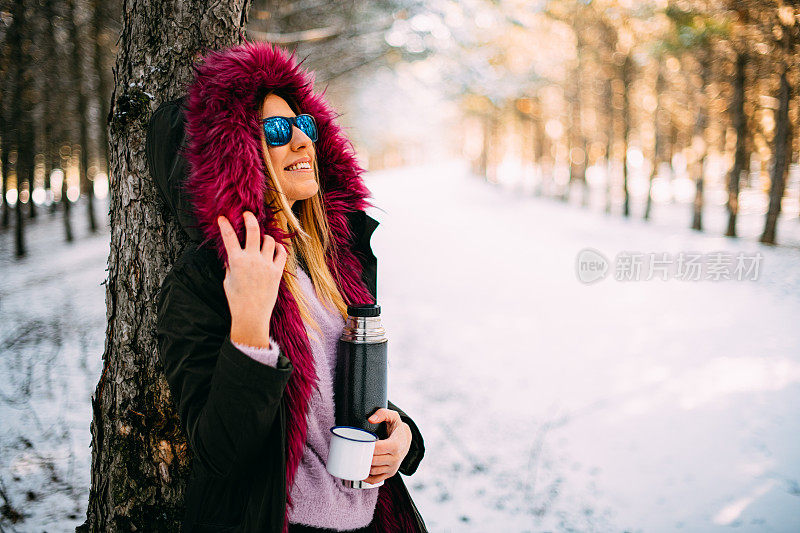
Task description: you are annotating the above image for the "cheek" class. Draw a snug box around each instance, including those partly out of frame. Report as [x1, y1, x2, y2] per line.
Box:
[267, 148, 284, 172]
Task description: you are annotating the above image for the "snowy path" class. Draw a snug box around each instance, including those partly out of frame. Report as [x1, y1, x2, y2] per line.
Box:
[1, 161, 799, 531]
[368, 160, 800, 532]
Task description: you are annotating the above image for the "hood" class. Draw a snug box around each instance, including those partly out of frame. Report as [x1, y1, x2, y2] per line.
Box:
[146, 42, 423, 533]
[147, 41, 377, 265]
[183, 41, 375, 268]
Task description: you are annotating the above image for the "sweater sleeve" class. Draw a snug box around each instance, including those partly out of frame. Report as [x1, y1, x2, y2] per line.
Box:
[231, 338, 281, 367]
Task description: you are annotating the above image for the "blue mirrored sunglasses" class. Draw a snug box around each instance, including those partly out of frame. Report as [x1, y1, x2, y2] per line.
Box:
[261, 114, 318, 147]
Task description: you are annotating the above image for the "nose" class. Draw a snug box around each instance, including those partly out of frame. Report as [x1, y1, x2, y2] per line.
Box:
[290, 125, 312, 150]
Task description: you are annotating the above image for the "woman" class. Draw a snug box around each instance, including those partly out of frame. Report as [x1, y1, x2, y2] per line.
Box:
[146, 41, 427, 533]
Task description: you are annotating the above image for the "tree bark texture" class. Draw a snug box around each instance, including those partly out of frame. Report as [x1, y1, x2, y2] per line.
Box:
[92, 0, 112, 179]
[725, 51, 747, 238]
[10, 0, 32, 257]
[68, 0, 98, 233]
[644, 66, 665, 221]
[566, 36, 587, 205]
[691, 53, 710, 232]
[79, 1, 251, 530]
[760, 66, 792, 245]
[604, 75, 614, 215]
[621, 53, 632, 217]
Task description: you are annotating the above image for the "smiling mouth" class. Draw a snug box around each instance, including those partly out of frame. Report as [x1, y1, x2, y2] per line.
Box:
[284, 161, 313, 172]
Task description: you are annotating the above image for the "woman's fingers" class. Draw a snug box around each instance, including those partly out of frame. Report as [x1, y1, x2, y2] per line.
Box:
[217, 215, 241, 259]
[218, 211, 287, 267]
[273, 241, 288, 266]
[243, 211, 261, 252]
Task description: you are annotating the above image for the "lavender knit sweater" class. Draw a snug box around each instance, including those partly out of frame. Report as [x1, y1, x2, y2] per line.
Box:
[231, 267, 379, 531]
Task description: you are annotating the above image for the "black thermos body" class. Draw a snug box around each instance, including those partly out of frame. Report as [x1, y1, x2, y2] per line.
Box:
[334, 303, 388, 441]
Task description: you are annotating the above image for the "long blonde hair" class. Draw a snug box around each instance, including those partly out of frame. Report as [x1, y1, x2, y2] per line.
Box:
[259, 91, 349, 341]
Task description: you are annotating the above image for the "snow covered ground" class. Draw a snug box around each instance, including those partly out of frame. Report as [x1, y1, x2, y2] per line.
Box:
[1, 159, 799, 532]
[0, 202, 109, 531]
[369, 160, 800, 532]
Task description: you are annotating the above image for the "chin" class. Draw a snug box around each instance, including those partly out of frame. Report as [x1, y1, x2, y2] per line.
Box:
[295, 182, 320, 202]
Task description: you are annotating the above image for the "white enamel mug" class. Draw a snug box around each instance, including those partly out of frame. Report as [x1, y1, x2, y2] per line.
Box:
[326, 426, 378, 484]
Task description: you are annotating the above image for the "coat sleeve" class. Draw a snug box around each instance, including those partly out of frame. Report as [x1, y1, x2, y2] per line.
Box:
[156, 256, 293, 479]
[387, 400, 425, 476]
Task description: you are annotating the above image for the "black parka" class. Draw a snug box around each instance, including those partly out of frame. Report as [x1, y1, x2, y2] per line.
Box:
[148, 98, 428, 532]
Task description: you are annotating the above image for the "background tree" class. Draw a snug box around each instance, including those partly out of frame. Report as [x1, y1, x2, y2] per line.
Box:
[755, 3, 798, 244]
[67, 0, 97, 233]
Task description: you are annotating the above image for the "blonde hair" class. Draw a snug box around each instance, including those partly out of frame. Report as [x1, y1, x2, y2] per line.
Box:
[259, 92, 349, 342]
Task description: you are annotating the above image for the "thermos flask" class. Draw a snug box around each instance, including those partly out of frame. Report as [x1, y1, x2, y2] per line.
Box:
[334, 303, 388, 488]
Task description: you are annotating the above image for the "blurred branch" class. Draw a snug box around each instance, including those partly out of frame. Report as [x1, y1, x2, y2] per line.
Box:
[319, 48, 391, 84]
[247, 24, 346, 44]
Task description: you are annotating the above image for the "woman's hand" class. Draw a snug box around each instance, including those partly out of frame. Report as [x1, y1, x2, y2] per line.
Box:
[362, 408, 412, 485]
[217, 211, 288, 348]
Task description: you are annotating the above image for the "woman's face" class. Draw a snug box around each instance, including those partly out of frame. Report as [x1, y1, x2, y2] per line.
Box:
[259, 93, 318, 207]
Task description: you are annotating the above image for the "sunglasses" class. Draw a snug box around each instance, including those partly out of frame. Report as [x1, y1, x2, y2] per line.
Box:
[261, 114, 319, 147]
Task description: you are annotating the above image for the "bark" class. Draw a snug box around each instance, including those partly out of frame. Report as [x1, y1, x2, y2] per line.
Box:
[725, 52, 747, 237]
[482, 108, 500, 183]
[1, 99, 8, 229]
[10, 0, 31, 257]
[42, 0, 60, 217]
[566, 36, 588, 205]
[92, 0, 111, 180]
[691, 53, 711, 232]
[479, 112, 489, 179]
[77, 1, 252, 530]
[1, 140, 6, 229]
[621, 53, 632, 218]
[68, 0, 98, 233]
[531, 96, 545, 197]
[1, 23, 8, 229]
[760, 66, 792, 245]
[668, 121, 678, 199]
[604, 75, 614, 215]
[63, 153, 74, 242]
[644, 66, 665, 221]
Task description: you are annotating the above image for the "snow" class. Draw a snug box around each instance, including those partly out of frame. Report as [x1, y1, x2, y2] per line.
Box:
[0, 203, 108, 531]
[1, 160, 800, 531]
[369, 160, 800, 532]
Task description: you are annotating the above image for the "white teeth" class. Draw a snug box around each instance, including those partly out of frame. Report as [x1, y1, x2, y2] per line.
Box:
[285, 161, 311, 171]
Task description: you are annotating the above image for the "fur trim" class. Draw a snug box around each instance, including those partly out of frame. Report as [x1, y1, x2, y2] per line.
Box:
[181, 41, 419, 533]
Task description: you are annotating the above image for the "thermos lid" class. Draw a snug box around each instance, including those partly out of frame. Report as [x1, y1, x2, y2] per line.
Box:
[347, 304, 381, 317]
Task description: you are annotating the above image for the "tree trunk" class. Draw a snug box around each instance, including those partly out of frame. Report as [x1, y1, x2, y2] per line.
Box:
[604, 75, 614, 215]
[10, 0, 31, 257]
[68, 0, 98, 234]
[760, 66, 792, 245]
[62, 158, 74, 241]
[479, 112, 489, 179]
[691, 54, 710, 232]
[621, 53, 632, 218]
[531, 97, 545, 197]
[1, 109, 8, 229]
[566, 36, 587, 205]
[645, 66, 665, 221]
[78, 1, 251, 530]
[92, 0, 112, 181]
[42, 0, 60, 217]
[0, 17, 6, 229]
[725, 51, 747, 238]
